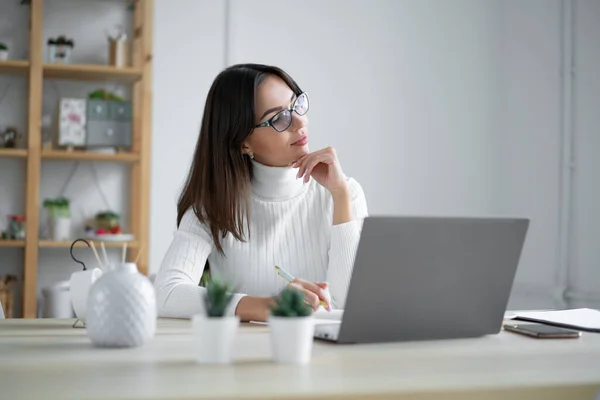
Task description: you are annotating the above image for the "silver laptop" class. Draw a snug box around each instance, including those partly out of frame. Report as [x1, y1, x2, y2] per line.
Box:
[314, 216, 529, 344]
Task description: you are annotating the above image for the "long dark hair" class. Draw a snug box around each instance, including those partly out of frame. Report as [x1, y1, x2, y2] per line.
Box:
[177, 64, 303, 254]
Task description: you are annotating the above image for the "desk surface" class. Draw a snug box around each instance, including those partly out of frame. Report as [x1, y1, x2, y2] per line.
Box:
[1, 318, 600, 400]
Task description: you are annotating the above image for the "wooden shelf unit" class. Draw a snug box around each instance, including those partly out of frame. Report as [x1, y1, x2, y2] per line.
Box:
[0, 149, 28, 158]
[0, 60, 30, 76]
[0, 0, 153, 318]
[39, 240, 140, 249]
[0, 240, 26, 248]
[41, 150, 139, 163]
[43, 63, 142, 83]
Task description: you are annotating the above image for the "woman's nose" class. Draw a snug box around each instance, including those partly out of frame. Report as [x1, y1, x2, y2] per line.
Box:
[290, 113, 307, 131]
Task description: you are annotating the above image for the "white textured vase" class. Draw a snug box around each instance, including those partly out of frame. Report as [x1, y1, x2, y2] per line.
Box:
[86, 263, 156, 348]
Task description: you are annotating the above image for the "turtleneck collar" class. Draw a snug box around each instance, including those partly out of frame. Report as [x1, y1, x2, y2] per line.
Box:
[250, 160, 307, 201]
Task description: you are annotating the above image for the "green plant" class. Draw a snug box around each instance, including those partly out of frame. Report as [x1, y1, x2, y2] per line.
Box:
[271, 287, 312, 317]
[88, 89, 125, 102]
[203, 278, 234, 318]
[0, 43, 7, 51]
[43, 197, 70, 218]
[95, 211, 120, 229]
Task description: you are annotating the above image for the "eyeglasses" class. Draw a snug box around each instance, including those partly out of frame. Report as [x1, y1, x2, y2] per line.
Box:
[255, 92, 309, 132]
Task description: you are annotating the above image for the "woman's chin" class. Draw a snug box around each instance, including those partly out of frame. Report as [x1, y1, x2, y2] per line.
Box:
[294, 145, 310, 158]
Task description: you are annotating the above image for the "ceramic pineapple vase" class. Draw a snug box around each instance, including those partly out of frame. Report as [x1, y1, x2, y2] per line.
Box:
[86, 263, 156, 348]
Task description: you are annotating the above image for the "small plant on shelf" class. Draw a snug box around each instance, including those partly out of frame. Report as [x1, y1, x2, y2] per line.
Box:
[43, 197, 71, 241]
[88, 89, 125, 102]
[43, 197, 71, 218]
[0, 42, 8, 61]
[95, 211, 121, 234]
[271, 287, 312, 317]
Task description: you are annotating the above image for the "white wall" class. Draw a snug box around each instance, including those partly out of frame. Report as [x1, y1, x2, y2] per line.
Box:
[149, 0, 225, 280]
[569, 0, 600, 308]
[492, 0, 564, 309]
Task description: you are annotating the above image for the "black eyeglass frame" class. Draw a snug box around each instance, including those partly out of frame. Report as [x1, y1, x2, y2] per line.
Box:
[254, 92, 309, 132]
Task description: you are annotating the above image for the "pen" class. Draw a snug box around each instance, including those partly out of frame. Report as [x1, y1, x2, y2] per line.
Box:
[274, 265, 329, 309]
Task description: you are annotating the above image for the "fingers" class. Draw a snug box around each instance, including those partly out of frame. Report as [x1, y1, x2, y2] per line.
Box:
[292, 279, 331, 311]
[294, 150, 336, 180]
[289, 282, 320, 310]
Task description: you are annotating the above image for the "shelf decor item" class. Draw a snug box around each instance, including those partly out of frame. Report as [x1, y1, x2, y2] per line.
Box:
[269, 287, 315, 364]
[43, 197, 71, 241]
[191, 277, 239, 364]
[57, 98, 86, 148]
[0, 275, 17, 318]
[0, 43, 8, 60]
[107, 26, 130, 68]
[47, 35, 74, 64]
[85, 89, 132, 149]
[86, 262, 156, 348]
[2, 215, 26, 240]
[0, 127, 21, 149]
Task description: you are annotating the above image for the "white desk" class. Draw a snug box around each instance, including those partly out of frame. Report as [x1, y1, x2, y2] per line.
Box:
[1, 318, 600, 399]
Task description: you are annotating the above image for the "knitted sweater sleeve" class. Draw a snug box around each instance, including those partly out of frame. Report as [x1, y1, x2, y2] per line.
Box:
[153, 209, 246, 318]
[326, 178, 369, 309]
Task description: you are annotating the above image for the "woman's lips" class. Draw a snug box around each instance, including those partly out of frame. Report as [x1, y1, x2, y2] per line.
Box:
[292, 135, 308, 146]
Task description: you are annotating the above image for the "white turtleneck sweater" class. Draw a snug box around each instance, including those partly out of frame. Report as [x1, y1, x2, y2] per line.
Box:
[154, 161, 368, 318]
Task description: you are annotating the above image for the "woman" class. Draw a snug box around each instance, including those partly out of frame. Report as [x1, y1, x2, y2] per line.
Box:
[155, 63, 368, 322]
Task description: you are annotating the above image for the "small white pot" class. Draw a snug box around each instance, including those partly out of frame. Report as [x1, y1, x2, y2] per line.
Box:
[192, 315, 240, 364]
[0, 50, 8, 61]
[269, 316, 315, 365]
[50, 217, 71, 241]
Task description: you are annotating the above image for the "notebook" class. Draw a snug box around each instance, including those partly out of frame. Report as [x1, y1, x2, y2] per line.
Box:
[509, 308, 600, 333]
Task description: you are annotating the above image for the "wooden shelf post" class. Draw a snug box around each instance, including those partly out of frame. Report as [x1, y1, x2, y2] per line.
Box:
[23, 0, 44, 318]
[129, 0, 153, 275]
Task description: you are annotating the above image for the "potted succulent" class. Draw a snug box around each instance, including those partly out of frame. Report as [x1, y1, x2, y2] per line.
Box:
[191, 278, 239, 364]
[47, 35, 74, 64]
[95, 211, 121, 234]
[0, 43, 8, 61]
[269, 287, 315, 364]
[43, 197, 71, 241]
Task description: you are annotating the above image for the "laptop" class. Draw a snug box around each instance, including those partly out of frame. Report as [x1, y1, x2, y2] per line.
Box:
[314, 216, 529, 344]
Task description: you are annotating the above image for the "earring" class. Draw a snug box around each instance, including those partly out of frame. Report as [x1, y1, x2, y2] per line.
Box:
[248, 152, 254, 160]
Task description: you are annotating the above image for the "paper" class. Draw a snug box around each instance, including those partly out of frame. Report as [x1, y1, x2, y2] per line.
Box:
[313, 309, 344, 324]
[512, 308, 600, 331]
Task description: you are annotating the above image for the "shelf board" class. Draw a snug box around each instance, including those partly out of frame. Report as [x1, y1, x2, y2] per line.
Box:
[43, 63, 142, 83]
[0, 240, 26, 248]
[42, 150, 139, 162]
[0, 148, 27, 158]
[0, 60, 30, 76]
[39, 240, 140, 249]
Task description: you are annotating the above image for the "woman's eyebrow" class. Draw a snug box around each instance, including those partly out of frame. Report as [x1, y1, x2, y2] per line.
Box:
[259, 93, 295, 121]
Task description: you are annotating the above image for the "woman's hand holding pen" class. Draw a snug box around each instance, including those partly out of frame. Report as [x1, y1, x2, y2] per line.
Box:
[288, 278, 332, 311]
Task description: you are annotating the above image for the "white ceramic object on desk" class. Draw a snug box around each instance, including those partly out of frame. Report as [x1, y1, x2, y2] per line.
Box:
[269, 316, 315, 364]
[69, 268, 103, 322]
[86, 263, 156, 348]
[192, 315, 240, 364]
[0, 49, 8, 61]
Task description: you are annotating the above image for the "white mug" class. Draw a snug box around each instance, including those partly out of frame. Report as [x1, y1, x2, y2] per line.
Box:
[69, 268, 103, 321]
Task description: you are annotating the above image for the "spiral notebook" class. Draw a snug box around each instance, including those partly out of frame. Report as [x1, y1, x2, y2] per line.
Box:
[509, 308, 600, 333]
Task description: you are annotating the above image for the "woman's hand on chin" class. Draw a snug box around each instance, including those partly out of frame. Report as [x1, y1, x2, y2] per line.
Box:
[292, 147, 349, 195]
